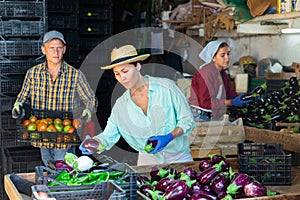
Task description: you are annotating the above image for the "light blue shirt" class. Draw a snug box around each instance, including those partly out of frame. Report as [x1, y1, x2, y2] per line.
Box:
[94, 75, 195, 163]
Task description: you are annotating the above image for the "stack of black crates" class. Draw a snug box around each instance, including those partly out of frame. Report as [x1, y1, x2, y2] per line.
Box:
[78, 0, 114, 129]
[0, 0, 46, 199]
[47, 0, 80, 68]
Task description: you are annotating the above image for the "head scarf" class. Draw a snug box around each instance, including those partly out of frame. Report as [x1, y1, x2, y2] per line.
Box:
[199, 40, 225, 63]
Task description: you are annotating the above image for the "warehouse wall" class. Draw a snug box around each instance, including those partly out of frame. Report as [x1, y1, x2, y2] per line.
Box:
[218, 34, 300, 67]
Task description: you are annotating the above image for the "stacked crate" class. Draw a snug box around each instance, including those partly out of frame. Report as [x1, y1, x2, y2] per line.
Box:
[0, 1, 46, 199]
[47, 0, 80, 68]
[78, 0, 114, 129]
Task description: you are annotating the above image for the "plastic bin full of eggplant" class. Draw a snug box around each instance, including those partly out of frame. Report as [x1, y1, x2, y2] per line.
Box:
[137, 154, 277, 200]
[228, 77, 300, 132]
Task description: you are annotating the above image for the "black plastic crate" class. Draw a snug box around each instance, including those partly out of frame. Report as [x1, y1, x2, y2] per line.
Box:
[80, 7, 112, 20]
[0, 111, 17, 130]
[238, 143, 291, 185]
[59, 30, 80, 46]
[79, 36, 109, 50]
[16, 108, 82, 148]
[79, 0, 112, 6]
[0, 20, 45, 37]
[0, 60, 40, 75]
[79, 21, 112, 36]
[1, 129, 27, 147]
[0, 1, 45, 19]
[4, 145, 42, 174]
[32, 181, 126, 200]
[47, 0, 78, 13]
[36, 162, 138, 199]
[0, 94, 16, 111]
[0, 40, 43, 57]
[0, 78, 23, 94]
[266, 79, 286, 93]
[48, 14, 79, 29]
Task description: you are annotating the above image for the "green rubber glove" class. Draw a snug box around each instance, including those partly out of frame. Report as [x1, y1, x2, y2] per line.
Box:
[12, 102, 24, 119]
[81, 108, 92, 122]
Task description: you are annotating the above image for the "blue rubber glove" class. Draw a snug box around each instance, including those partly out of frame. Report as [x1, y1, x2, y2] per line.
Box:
[148, 133, 174, 154]
[79, 135, 95, 155]
[230, 94, 252, 107]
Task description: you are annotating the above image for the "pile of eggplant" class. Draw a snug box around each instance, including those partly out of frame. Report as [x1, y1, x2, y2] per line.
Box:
[137, 154, 276, 200]
[229, 77, 300, 132]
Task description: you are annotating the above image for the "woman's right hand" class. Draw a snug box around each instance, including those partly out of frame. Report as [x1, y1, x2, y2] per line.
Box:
[79, 135, 100, 155]
[230, 93, 252, 107]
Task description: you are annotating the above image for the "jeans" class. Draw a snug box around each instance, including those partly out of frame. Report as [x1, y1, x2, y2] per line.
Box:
[40, 147, 69, 166]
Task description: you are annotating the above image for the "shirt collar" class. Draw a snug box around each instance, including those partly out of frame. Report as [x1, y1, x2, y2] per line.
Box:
[41, 60, 67, 74]
[124, 75, 153, 101]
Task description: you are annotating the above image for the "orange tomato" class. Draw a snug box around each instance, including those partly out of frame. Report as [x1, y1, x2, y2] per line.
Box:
[67, 127, 75, 134]
[23, 119, 31, 128]
[72, 118, 82, 129]
[37, 123, 47, 131]
[39, 119, 48, 125]
[29, 116, 38, 123]
[62, 119, 72, 127]
[46, 118, 53, 126]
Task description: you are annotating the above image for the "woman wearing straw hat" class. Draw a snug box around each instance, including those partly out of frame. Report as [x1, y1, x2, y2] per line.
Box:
[79, 44, 195, 165]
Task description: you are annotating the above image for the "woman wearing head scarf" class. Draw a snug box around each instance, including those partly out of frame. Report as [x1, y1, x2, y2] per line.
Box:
[79, 45, 195, 165]
[189, 40, 252, 120]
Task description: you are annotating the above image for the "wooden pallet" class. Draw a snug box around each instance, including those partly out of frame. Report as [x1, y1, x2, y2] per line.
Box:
[245, 126, 300, 153]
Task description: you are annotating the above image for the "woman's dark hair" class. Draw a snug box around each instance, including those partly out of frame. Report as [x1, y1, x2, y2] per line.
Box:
[214, 42, 229, 57]
[129, 62, 138, 67]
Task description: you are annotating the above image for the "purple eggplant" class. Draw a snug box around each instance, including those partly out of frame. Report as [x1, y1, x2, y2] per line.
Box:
[188, 181, 202, 195]
[137, 175, 151, 187]
[150, 166, 170, 182]
[55, 160, 73, 172]
[226, 173, 250, 195]
[154, 177, 175, 192]
[192, 190, 217, 200]
[217, 192, 233, 200]
[202, 185, 212, 192]
[199, 159, 213, 172]
[144, 138, 158, 153]
[209, 154, 230, 172]
[139, 184, 153, 198]
[163, 166, 178, 179]
[197, 162, 224, 186]
[244, 180, 267, 197]
[190, 193, 214, 200]
[182, 167, 197, 180]
[210, 172, 230, 194]
[164, 180, 189, 200]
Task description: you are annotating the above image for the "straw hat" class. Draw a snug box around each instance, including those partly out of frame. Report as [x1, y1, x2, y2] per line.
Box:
[101, 45, 150, 70]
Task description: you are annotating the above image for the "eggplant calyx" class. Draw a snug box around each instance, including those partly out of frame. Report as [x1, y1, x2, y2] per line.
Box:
[179, 172, 196, 188]
[227, 182, 242, 195]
